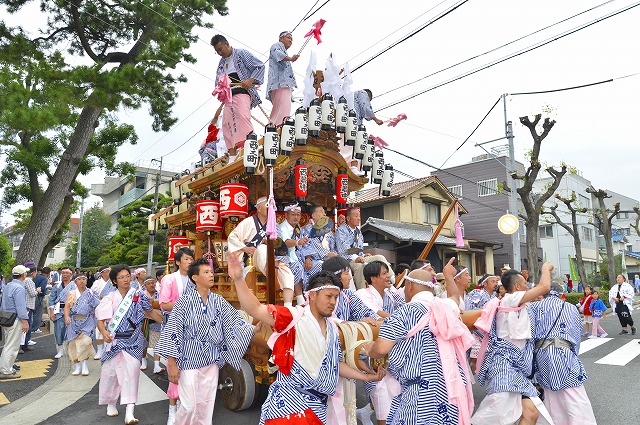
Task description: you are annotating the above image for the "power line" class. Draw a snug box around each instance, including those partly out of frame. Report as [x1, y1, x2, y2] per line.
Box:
[351, 0, 470, 73]
[291, 0, 321, 33]
[374, 1, 640, 112]
[374, 0, 616, 99]
[159, 119, 212, 158]
[510, 78, 614, 96]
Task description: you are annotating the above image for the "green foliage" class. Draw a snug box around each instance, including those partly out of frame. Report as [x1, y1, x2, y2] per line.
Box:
[0, 234, 14, 276]
[99, 194, 172, 266]
[65, 204, 112, 267]
[564, 292, 610, 309]
[598, 254, 624, 287]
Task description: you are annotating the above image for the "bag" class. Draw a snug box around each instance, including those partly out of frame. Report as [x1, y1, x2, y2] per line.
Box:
[0, 309, 18, 327]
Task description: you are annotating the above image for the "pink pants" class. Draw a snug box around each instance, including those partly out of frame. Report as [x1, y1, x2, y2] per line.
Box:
[99, 351, 141, 405]
[269, 87, 292, 126]
[222, 93, 253, 150]
[543, 385, 596, 425]
[176, 363, 220, 425]
[591, 317, 605, 336]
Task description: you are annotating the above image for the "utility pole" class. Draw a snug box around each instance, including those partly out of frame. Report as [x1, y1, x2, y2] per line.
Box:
[147, 158, 163, 273]
[76, 198, 84, 269]
[504, 93, 521, 270]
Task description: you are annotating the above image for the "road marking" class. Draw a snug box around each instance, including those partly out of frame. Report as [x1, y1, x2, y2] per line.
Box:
[595, 340, 640, 366]
[579, 337, 612, 355]
[0, 392, 9, 405]
[136, 370, 169, 405]
[10, 359, 53, 381]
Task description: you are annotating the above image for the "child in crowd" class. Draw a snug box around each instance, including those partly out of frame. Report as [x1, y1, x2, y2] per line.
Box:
[589, 291, 608, 338]
[579, 286, 594, 337]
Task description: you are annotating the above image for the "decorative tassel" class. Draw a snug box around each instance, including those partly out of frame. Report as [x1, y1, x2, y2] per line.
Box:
[454, 204, 464, 248]
[266, 167, 277, 240]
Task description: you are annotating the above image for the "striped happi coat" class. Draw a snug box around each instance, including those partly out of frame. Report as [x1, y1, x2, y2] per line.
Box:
[528, 296, 588, 391]
[299, 225, 336, 290]
[65, 289, 100, 342]
[334, 288, 379, 322]
[379, 299, 463, 424]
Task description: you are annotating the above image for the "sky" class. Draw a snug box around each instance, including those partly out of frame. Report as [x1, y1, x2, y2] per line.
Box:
[2, 0, 640, 224]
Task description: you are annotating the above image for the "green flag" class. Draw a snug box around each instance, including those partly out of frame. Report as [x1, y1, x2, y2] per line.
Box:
[568, 255, 579, 282]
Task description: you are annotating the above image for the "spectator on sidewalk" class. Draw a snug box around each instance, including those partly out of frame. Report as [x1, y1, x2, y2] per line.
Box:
[635, 274, 640, 294]
[32, 267, 50, 335]
[0, 265, 30, 379]
[21, 263, 38, 352]
[49, 267, 77, 359]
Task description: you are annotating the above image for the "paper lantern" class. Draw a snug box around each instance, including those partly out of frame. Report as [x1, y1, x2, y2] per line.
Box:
[168, 235, 189, 261]
[243, 132, 259, 174]
[295, 159, 308, 201]
[354, 125, 368, 160]
[335, 96, 349, 134]
[196, 199, 222, 232]
[381, 164, 394, 197]
[321, 94, 334, 131]
[219, 183, 249, 217]
[308, 99, 321, 137]
[159, 212, 168, 229]
[280, 117, 295, 156]
[345, 110, 357, 146]
[362, 138, 375, 172]
[372, 149, 385, 184]
[336, 207, 348, 227]
[147, 214, 156, 235]
[294, 107, 308, 145]
[170, 177, 182, 205]
[336, 169, 349, 207]
[263, 123, 280, 166]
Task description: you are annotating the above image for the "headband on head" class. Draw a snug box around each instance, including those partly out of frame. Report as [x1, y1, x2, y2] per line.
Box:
[454, 268, 468, 279]
[404, 276, 435, 288]
[479, 275, 492, 286]
[132, 268, 146, 277]
[279, 31, 292, 38]
[255, 197, 267, 206]
[143, 277, 156, 283]
[419, 262, 431, 270]
[304, 284, 341, 301]
[333, 267, 350, 276]
[284, 203, 301, 212]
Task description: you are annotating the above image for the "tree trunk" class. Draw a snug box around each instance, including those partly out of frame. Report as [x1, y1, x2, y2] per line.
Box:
[36, 194, 76, 267]
[15, 105, 102, 265]
[525, 216, 540, 279]
[570, 219, 588, 288]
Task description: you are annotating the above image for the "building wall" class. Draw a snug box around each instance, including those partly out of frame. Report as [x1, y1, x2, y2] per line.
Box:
[605, 189, 640, 252]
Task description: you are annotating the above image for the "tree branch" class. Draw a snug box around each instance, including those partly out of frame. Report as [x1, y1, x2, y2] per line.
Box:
[632, 206, 640, 238]
[69, 0, 101, 63]
[32, 26, 72, 43]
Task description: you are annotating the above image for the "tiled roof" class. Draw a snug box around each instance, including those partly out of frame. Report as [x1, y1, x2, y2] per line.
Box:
[624, 251, 640, 260]
[352, 177, 435, 205]
[361, 217, 456, 245]
[613, 233, 626, 242]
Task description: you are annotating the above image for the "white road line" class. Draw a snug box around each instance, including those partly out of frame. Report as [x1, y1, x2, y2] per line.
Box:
[136, 371, 169, 405]
[579, 337, 612, 355]
[595, 340, 640, 366]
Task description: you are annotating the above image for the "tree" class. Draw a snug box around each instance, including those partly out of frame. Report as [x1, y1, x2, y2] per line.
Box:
[99, 194, 172, 267]
[65, 203, 112, 267]
[0, 233, 13, 276]
[2, 0, 229, 265]
[632, 206, 640, 238]
[542, 193, 588, 286]
[514, 114, 566, 279]
[587, 186, 620, 286]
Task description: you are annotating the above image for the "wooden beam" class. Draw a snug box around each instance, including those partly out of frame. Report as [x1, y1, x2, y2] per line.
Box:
[418, 199, 458, 260]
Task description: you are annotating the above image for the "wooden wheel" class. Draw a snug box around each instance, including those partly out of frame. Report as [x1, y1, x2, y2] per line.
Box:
[218, 359, 256, 411]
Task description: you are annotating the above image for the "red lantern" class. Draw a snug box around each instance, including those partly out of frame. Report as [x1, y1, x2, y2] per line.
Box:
[336, 170, 349, 207]
[196, 199, 222, 232]
[336, 207, 348, 227]
[168, 235, 189, 261]
[219, 183, 249, 217]
[295, 159, 308, 201]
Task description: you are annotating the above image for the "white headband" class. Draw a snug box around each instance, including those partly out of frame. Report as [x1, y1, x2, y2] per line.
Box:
[479, 275, 492, 286]
[255, 197, 267, 206]
[404, 276, 435, 288]
[419, 263, 431, 270]
[333, 267, 350, 276]
[284, 203, 301, 212]
[454, 268, 468, 279]
[304, 284, 342, 301]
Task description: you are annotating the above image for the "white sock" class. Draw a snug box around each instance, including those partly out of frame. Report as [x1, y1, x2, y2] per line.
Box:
[284, 302, 293, 307]
[154, 360, 162, 372]
[169, 405, 177, 414]
[73, 363, 81, 375]
[140, 357, 147, 370]
[296, 295, 306, 305]
[81, 360, 89, 375]
[55, 345, 64, 359]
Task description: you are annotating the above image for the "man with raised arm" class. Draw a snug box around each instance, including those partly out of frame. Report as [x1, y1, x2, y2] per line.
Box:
[229, 251, 382, 425]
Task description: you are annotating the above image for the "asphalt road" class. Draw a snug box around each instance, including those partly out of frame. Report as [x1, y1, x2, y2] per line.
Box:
[4, 310, 640, 424]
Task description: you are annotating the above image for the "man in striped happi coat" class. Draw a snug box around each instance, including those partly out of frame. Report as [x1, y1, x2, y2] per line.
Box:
[48, 267, 77, 359]
[299, 205, 338, 290]
[277, 203, 308, 306]
[472, 265, 554, 425]
[465, 274, 499, 371]
[229, 252, 382, 425]
[156, 258, 255, 425]
[527, 286, 596, 424]
[363, 259, 475, 425]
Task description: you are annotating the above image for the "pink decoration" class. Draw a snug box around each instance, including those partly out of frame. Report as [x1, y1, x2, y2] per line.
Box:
[266, 167, 277, 240]
[211, 73, 232, 106]
[369, 135, 389, 149]
[304, 19, 326, 44]
[387, 113, 407, 127]
[454, 204, 464, 248]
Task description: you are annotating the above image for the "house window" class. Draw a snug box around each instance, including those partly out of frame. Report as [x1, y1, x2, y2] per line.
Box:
[626, 244, 634, 252]
[581, 226, 593, 242]
[623, 228, 631, 236]
[579, 194, 591, 209]
[617, 212, 629, 219]
[477, 178, 498, 197]
[48, 250, 55, 258]
[448, 185, 463, 199]
[539, 225, 553, 239]
[423, 201, 441, 225]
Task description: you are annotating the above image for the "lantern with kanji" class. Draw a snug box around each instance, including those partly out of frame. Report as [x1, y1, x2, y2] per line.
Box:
[321, 94, 334, 131]
[294, 107, 308, 145]
[170, 176, 182, 205]
[335, 96, 349, 134]
[372, 149, 385, 184]
[159, 212, 168, 230]
[280, 117, 295, 156]
[362, 138, 375, 173]
[219, 182, 249, 218]
[263, 123, 280, 166]
[168, 235, 190, 261]
[354, 125, 368, 160]
[345, 110, 357, 146]
[308, 98, 322, 137]
[243, 132, 259, 174]
[336, 168, 349, 207]
[336, 207, 348, 227]
[295, 159, 308, 202]
[196, 198, 222, 233]
[381, 164, 394, 197]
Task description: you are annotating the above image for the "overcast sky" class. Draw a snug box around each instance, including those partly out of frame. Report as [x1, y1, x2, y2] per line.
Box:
[3, 0, 640, 224]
